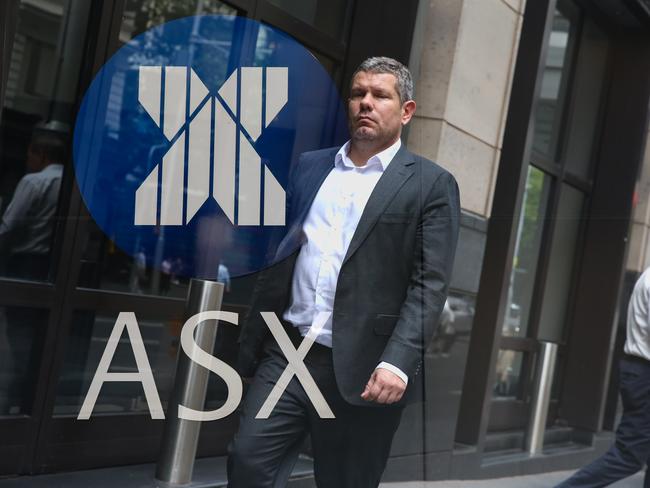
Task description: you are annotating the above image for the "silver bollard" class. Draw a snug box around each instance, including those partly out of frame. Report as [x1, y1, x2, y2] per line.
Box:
[525, 341, 558, 455]
[155, 279, 225, 485]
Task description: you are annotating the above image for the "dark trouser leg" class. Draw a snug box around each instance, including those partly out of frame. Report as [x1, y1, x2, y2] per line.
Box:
[227, 341, 308, 488]
[307, 362, 404, 488]
[229, 326, 404, 488]
[557, 358, 650, 488]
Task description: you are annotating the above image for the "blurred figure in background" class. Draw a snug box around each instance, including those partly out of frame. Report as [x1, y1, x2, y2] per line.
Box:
[0, 130, 66, 281]
[557, 268, 650, 488]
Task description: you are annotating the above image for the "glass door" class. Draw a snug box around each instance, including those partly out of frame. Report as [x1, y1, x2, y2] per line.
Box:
[0, 0, 351, 475]
[488, 3, 610, 433]
[0, 0, 96, 474]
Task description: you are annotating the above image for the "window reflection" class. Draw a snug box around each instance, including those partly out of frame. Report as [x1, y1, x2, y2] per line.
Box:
[430, 293, 475, 359]
[537, 184, 584, 341]
[0, 128, 66, 281]
[493, 350, 525, 399]
[0, 306, 47, 416]
[532, 9, 574, 159]
[563, 19, 608, 179]
[78, 219, 191, 298]
[78, 5, 240, 297]
[54, 310, 239, 416]
[266, 0, 349, 40]
[0, 0, 91, 282]
[502, 166, 551, 337]
[54, 311, 181, 416]
[119, 0, 238, 43]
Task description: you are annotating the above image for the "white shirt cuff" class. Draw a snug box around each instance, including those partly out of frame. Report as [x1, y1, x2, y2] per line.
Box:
[376, 361, 408, 385]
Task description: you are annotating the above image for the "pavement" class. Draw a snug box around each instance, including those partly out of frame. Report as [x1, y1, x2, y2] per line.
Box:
[379, 470, 645, 487]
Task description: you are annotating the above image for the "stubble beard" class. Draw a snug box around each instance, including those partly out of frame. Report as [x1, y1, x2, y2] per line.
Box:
[351, 126, 377, 142]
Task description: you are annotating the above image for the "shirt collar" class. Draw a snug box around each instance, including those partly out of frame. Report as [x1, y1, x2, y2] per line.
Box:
[41, 164, 64, 175]
[335, 138, 402, 171]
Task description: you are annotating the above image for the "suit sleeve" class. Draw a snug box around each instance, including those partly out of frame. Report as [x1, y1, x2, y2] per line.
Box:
[379, 170, 460, 379]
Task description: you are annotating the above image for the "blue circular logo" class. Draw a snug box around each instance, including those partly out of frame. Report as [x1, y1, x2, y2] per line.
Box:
[73, 15, 347, 279]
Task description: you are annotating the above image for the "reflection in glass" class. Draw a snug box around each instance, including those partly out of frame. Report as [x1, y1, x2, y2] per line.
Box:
[563, 19, 609, 179]
[0, 0, 91, 282]
[0, 130, 65, 281]
[119, 0, 237, 43]
[76, 10, 348, 285]
[430, 293, 475, 358]
[537, 185, 584, 342]
[532, 9, 574, 158]
[54, 311, 240, 417]
[80, 11, 241, 294]
[502, 166, 551, 337]
[78, 218, 190, 298]
[0, 306, 47, 416]
[54, 311, 177, 416]
[493, 349, 524, 399]
[266, 0, 349, 40]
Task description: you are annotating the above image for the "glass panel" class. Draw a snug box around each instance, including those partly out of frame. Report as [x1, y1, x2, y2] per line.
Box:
[0, 306, 48, 416]
[502, 166, 552, 337]
[532, 8, 575, 159]
[79, 2, 238, 297]
[430, 292, 475, 359]
[563, 19, 609, 179]
[77, 217, 190, 298]
[119, 0, 238, 43]
[425, 291, 476, 450]
[254, 23, 345, 156]
[493, 350, 525, 399]
[537, 184, 584, 342]
[54, 311, 180, 416]
[0, 0, 92, 282]
[266, 0, 349, 40]
[75, 9, 348, 293]
[54, 310, 240, 417]
[311, 51, 338, 78]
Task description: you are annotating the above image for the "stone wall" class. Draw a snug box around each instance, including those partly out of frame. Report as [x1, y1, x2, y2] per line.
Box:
[406, 0, 526, 218]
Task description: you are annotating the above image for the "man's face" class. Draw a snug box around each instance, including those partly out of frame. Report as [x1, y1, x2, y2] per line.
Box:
[348, 71, 413, 147]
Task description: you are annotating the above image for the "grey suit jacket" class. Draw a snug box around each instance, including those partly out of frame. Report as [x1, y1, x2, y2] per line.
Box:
[237, 144, 460, 407]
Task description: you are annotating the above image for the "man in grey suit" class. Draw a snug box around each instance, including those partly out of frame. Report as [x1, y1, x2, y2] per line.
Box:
[228, 57, 460, 488]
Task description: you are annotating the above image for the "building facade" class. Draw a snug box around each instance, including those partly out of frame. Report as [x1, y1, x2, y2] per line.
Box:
[0, 0, 649, 483]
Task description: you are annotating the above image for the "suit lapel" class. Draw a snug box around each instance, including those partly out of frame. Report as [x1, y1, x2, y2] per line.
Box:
[276, 149, 336, 260]
[342, 146, 415, 266]
[294, 149, 337, 224]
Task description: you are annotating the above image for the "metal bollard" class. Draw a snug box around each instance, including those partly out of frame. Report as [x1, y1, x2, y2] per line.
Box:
[525, 341, 558, 456]
[155, 279, 225, 484]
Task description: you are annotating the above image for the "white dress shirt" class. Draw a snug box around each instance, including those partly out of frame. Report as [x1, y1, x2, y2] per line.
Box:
[625, 267, 650, 361]
[283, 139, 408, 384]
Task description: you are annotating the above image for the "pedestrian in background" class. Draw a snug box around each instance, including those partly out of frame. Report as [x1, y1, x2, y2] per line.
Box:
[557, 268, 650, 487]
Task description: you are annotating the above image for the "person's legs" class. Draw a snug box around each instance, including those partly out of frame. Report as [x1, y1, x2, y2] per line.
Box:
[557, 443, 646, 487]
[227, 339, 309, 488]
[557, 358, 650, 488]
[229, 324, 406, 488]
[306, 359, 404, 488]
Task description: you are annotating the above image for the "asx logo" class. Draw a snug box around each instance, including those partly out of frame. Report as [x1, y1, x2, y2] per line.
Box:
[134, 66, 288, 227]
[78, 311, 334, 420]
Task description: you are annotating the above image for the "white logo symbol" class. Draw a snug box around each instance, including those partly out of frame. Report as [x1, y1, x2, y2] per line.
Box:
[134, 66, 288, 226]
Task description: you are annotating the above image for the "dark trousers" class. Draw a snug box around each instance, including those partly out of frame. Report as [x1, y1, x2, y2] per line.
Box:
[227, 326, 404, 488]
[557, 356, 650, 488]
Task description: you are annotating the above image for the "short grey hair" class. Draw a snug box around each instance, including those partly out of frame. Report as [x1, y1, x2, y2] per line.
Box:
[352, 57, 414, 104]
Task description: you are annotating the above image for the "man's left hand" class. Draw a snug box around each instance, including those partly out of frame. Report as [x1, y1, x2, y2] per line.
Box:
[361, 368, 406, 404]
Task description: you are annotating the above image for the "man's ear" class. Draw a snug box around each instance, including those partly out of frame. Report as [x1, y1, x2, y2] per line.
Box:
[401, 100, 416, 125]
